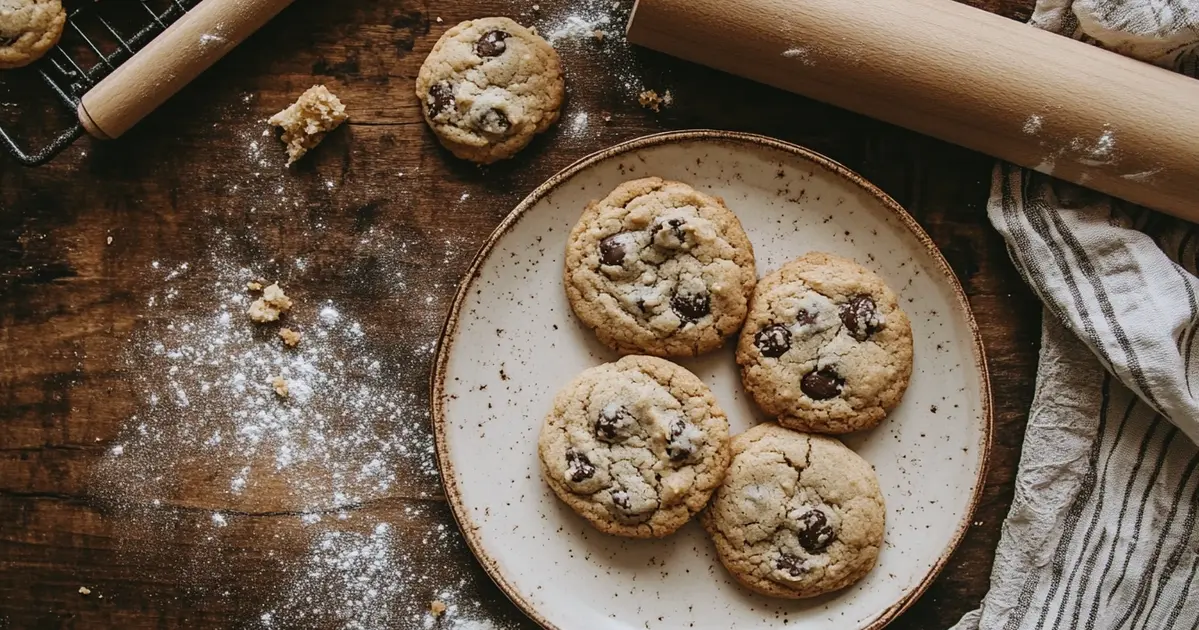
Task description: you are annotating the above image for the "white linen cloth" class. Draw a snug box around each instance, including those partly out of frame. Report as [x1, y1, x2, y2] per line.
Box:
[952, 1, 1199, 628]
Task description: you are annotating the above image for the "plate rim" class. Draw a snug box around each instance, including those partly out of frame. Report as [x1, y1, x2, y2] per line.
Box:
[430, 129, 994, 630]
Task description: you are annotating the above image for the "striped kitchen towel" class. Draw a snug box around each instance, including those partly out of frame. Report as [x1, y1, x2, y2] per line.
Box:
[952, 1, 1199, 629]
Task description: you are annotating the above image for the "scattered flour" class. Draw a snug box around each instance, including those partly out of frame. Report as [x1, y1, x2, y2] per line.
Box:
[1023, 114, 1043, 135]
[782, 47, 814, 66]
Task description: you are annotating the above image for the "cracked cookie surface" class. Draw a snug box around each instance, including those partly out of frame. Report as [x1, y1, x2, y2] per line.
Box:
[538, 355, 731, 538]
[737, 252, 913, 433]
[564, 177, 756, 358]
[0, 0, 65, 69]
[701, 423, 885, 599]
[415, 16, 564, 164]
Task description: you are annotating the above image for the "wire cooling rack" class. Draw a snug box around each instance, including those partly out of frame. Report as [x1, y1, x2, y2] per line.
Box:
[0, 0, 201, 166]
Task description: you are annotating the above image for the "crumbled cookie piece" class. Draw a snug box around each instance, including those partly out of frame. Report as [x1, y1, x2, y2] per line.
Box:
[279, 328, 302, 347]
[638, 89, 673, 112]
[272, 377, 289, 398]
[429, 599, 447, 616]
[592, 29, 606, 42]
[248, 283, 292, 323]
[78, 586, 91, 596]
[638, 90, 662, 112]
[268, 85, 348, 166]
[246, 281, 263, 292]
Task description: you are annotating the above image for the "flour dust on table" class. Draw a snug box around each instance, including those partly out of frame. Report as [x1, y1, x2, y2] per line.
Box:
[89, 237, 509, 630]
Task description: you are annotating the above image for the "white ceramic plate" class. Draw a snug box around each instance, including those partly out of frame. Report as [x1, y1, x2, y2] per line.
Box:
[432, 131, 991, 630]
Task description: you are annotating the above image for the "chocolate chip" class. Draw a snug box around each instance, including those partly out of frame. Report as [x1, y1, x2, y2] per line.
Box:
[477, 108, 511, 135]
[0, 36, 15, 47]
[839, 295, 879, 340]
[565, 449, 595, 482]
[474, 30, 510, 57]
[754, 324, 791, 358]
[666, 417, 694, 461]
[654, 218, 686, 241]
[427, 81, 455, 119]
[796, 309, 816, 326]
[671, 292, 710, 323]
[796, 509, 836, 552]
[611, 490, 630, 510]
[599, 234, 627, 266]
[801, 368, 844, 400]
[596, 405, 631, 441]
[775, 553, 806, 577]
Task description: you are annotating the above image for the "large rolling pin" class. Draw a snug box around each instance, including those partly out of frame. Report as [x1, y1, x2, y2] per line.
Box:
[77, 0, 295, 141]
[627, 0, 1199, 221]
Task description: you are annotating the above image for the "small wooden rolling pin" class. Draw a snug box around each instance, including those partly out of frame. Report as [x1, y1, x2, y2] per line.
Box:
[627, 0, 1199, 222]
[77, 0, 295, 141]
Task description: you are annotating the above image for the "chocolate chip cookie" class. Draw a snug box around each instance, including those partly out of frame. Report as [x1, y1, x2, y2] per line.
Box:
[538, 355, 732, 538]
[0, 0, 66, 70]
[737, 252, 913, 433]
[702, 423, 885, 599]
[564, 178, 757, 358]
[415, 17, 564, 164]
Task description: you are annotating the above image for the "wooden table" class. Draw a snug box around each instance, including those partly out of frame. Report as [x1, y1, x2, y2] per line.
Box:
[0, 0, 1041, 627]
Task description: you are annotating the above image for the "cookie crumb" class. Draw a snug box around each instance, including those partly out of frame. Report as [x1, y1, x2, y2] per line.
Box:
[429, 599, 447, 616]
[601, 111, 613, 123]
[662, 90, 674, 107]
[106, 236, 113, 245]
[279, 328, 302, 347]
[436, 16, 443, 23]
[246, 281, 263, 292]
[272, 377, 289, 398]
[268, 85, 348, 166]
[248, 282, 292, 321]
[532, 3, 540, 10]
[78, 587, 91, 596]
[592, 29, 606, 42]
[248, 283, 292, 323]
[638, 89, 667, 112]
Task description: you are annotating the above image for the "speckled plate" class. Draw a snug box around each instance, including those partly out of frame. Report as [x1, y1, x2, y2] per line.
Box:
[432, 131, 991, 630]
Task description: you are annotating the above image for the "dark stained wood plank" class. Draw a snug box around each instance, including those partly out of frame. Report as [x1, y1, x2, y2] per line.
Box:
[0, 0, 1040, 628]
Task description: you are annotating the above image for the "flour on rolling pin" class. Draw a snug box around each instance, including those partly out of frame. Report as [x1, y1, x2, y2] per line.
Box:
[627, 0, 1199, 221]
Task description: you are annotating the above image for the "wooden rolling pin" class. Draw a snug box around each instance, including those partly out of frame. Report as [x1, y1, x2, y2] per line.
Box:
[77, 0, 295, 141]
[627, 0, 1199, 221]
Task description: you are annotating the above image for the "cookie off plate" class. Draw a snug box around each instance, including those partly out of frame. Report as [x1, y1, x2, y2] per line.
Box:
[432, 130, 992, 630]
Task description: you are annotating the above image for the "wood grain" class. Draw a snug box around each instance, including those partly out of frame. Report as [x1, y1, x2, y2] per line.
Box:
[0, 0, 1039, 628]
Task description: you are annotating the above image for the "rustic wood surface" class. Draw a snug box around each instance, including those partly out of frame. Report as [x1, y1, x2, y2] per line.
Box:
[0, 0, 1041, 628]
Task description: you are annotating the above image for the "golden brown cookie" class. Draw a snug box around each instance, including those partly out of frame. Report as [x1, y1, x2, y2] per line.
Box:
[564, 177, 757, 358]
[0, 0, 66, 70]
[702, 423, 885, 599]
[415, 17, 564, 164]
[737, 252, 913, 433]
[538, 355, 731, 538]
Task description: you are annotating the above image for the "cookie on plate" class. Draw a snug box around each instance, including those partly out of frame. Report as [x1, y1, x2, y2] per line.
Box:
[702, 423, 885, 599]
[0, 0, 66, 70]
[564, 177, 756, 358]
[538, 355, 731, 538]
[415, 17, 564, 164]
[737, 252, 913, 433]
